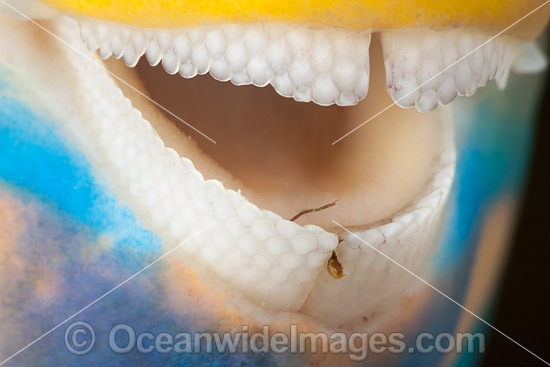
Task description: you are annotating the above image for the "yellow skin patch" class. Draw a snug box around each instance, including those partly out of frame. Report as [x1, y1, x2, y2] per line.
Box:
[42, 0, 549, 39]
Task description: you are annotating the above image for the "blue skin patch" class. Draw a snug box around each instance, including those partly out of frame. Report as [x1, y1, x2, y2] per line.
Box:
[0, 71, 285, 366]
[438, 73, 541, 271]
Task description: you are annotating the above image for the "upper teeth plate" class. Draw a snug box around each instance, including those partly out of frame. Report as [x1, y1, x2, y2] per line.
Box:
[80, 20, 528, 111]
[80, 20, 372, 107]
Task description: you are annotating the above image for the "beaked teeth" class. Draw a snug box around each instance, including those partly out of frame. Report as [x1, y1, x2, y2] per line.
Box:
[145, 41, 162, 66]
[110, 34, 124, 59]
[161, 50, 179, 75]
[99, 43, 112, 60]
[381, 29, 517, 113]
[79, 20, 525, 109]
[179, 61, 198, 79]
[123, 44, 140, 67]
[79, 20, 372, 107]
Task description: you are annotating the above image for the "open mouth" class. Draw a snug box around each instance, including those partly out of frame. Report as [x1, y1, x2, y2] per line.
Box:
[1, 0, 548, 337]
[99, 30, 456, 329]
[78, 18, 459, 327]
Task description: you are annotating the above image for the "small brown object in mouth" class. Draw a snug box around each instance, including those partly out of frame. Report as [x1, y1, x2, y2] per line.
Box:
[327, 250, 345, 279]
[290, 201, 344, 278]
[290, 200, 338, 222]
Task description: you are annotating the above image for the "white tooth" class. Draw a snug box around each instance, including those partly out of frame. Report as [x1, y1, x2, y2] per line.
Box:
[161, 49, 180, 74]
[443, 40, 459, 64]
[156, 32, 173, 52]
[311, 35, 334, 72]
[110, 33, 124, 58]
[458, 33, 474, 56]
[131, 30, 148, 56]
[388, 68, 420, 108]
[469, 39, 484, 74]
[145, 39, 162, 66]
[244, 27, 269, 55]
[187, 28, 206, 44]
[479, 64, 490, 87]
[380, 221, 405, 240]
[289, 57, 314, 93]
[209, 58, 232, 81]
[99, 43, 112, 59]
[204, 30, 227, 58]
[250, 218, 277, 241]
[417, 90, 438, 113]
[353, 71, 369, 102]
[190, 44, 210, 75]
[455, 61, 472, 96]
[294, 86, 312, 103]
[119, 28, 132, 44]
[81, 21, 371, 106]
[95, 23, 111, 44]
[266, 38, 291, 76]
[246, 57, 272, 87]
[80, 25, 98, 51]
[466, 77, 480, 97]
[332, 32, 370, 106]
[307, 251, 331, 268]
[311, 74, 339, 106]
[122, 43, 140, 67]
[331, 61, 358, 97]
[286, 29, 312, 55]
[495, 44, 515, 89]
[337, 92, 358, 107]
[437, 77, 457, 105]
[225, 41, 249, 74]
[420, 59, 439, 91]
[276, 220, 303, 239]
[231, 70, 251, 86]
[381, 29, 516, 112]
[173, 34, 191, 63]
[318, 232, 338, 253]
[271, 73, 295, 98]
[358, 228, 385, 250]
[266, 237, 290, 256]
[291, 233, 317, 255]
[489, 51, 499, 79]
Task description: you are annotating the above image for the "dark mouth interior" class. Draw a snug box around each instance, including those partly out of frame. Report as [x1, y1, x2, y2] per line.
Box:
[104, 36, 443, 227]
[134, 59, 359, 192]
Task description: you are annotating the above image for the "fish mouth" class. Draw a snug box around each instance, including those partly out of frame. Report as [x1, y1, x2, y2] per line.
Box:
[0, 1, 547, 335]
[101, 31, 455, 330]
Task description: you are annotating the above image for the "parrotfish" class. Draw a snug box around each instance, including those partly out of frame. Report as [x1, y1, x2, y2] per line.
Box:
[0, 1, 548, 366]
